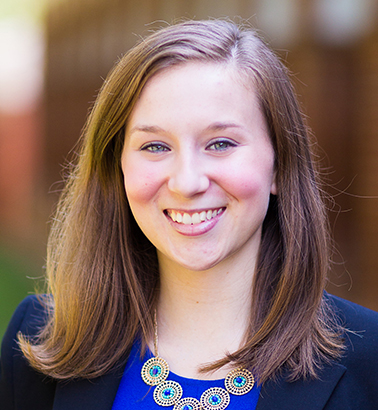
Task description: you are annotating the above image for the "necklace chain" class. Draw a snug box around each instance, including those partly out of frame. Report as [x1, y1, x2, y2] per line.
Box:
[153, 309, 159, 356]
[141, 310, 255, 410]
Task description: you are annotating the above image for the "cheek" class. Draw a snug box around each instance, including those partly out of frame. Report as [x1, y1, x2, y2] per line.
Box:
[122, 161, 163, 205]
[222, 174, 258, 198]
[215, 160, 275, 201]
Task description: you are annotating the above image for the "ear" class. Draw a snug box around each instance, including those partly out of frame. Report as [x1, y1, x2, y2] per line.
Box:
[270, 172, 277, 195]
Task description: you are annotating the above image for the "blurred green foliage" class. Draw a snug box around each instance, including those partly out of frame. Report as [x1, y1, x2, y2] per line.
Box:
[0, 0, 47, 22]
[0, 246, 43, 341]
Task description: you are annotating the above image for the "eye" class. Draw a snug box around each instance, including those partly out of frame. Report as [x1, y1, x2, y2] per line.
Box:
[140, 142, 170, 153]
[206, 139, 238, 151]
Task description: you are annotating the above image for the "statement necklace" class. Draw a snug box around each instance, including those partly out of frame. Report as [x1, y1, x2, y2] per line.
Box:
[141, 312, 255, 410]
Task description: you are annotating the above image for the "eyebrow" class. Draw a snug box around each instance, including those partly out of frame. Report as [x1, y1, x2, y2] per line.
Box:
[204, 122, 243, 132]
[127, 125, 165, 136]
[128, 122, 243, 136]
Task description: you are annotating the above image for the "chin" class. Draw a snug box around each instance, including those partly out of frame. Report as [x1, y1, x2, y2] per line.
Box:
[169, 255, 223, 273]
[158, 246, 229, 273]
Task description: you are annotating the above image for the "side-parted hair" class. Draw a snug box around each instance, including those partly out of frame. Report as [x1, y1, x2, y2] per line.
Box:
[20, 19, 343, 383]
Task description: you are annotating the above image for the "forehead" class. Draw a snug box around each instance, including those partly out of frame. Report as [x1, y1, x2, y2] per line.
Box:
[127, 62, 259, 125]
[147, 61, 254, 95]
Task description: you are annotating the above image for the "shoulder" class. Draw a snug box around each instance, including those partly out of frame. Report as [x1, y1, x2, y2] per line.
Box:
[3, 295, 49, 339]
[326, 293, 378, 327]
[325, 293, 378, 351]
[323, 294, 378, 408]
[1, 294, 49, 371]
[325, 293, 378, 366]
[0, 295, 55, 410]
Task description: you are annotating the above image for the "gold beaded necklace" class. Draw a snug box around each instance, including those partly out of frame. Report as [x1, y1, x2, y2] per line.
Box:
[141, 312, 255, 410]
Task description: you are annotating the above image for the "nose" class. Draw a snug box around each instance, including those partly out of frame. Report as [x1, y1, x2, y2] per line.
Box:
[167, 153, 210, 198]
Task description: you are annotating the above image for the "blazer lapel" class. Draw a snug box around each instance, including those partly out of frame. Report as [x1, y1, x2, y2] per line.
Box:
[256, 362, 346, 410]
[52, 366, 124, 410]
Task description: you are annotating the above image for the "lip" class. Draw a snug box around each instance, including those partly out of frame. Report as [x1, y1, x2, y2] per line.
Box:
[164, 208, 225, 236]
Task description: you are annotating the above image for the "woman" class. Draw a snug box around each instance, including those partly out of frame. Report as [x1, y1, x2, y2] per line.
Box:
[1, 19, 378, 410]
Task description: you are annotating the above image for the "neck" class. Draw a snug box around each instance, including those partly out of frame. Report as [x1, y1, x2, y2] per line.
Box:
[155, 256, 255, 379]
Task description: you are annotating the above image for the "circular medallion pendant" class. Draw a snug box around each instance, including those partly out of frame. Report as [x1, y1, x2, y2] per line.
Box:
[173, 397, 201, 410]
[154, 380, 183, 406]
[225, 367, 255, 395]
[200, 387, 230, 410]
[141, 356, 170, 386]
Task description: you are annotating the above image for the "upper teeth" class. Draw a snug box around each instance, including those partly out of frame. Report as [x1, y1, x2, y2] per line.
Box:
[169, 208, 223, 225]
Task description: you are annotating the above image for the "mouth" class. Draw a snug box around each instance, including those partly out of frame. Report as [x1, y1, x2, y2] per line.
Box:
[165, 207, 225, 225]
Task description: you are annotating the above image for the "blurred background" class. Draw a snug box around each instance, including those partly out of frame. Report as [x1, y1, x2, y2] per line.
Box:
[1, 0, 378, 339]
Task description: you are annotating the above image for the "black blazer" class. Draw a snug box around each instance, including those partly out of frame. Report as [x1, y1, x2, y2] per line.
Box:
[1, 294, 378, 409]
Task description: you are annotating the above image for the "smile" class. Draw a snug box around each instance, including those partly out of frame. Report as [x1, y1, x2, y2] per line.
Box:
[166, 208, 224, 225]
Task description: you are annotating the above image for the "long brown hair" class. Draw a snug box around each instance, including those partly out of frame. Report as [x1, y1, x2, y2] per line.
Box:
[20, 19, 343, 383]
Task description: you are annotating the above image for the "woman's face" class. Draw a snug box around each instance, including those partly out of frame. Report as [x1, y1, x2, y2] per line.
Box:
[121, 62, 276, 272]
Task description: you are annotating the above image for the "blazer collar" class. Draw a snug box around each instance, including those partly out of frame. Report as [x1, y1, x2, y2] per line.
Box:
[256, 362, 346, 410]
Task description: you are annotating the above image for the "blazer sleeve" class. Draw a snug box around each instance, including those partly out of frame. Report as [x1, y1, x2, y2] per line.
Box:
[0, 296, 56, 410]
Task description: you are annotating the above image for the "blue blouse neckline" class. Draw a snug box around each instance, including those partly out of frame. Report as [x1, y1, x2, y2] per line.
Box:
[112, 338, 261, 409]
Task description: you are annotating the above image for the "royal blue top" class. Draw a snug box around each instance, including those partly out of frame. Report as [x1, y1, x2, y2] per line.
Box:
[112, 339, 261, 409]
